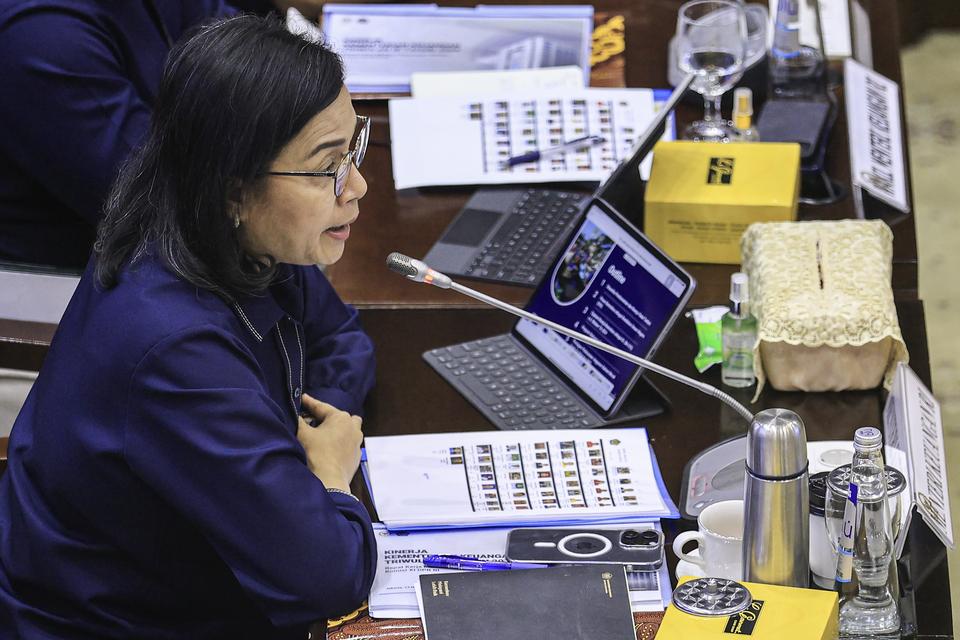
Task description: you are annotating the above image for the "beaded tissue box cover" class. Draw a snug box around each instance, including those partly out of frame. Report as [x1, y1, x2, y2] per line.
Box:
[741, 220, 908, 395]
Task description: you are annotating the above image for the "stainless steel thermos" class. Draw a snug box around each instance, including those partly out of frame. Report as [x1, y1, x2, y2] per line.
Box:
[742, 408, 810, 587]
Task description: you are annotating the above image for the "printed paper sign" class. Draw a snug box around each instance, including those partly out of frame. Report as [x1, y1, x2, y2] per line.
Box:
[844, 58, 910, 214]
[884, 363, 954, 550]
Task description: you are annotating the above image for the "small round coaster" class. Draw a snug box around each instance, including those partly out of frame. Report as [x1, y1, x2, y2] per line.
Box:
[672, 577, 752, 617]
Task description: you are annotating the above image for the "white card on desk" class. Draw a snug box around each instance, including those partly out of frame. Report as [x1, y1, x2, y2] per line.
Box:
[844, 58, 911, 215]
[884, 362, 954, 550]
[388, 89, 658, 189]
[411, 67, 584, 99]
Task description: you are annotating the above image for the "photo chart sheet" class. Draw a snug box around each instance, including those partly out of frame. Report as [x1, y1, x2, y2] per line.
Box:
[389, 89, 659, 189]
[363, 428, 677, 530]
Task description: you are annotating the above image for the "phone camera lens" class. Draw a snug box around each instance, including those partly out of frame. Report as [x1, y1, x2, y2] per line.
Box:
[620, 529, 657, 547]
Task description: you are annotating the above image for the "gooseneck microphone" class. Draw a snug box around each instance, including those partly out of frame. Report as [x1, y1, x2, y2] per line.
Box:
[385, 252, 753, 423]
[384, 253, 452, 288]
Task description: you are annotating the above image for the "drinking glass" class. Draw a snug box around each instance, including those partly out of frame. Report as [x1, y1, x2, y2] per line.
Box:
[676, 0, 748, 141]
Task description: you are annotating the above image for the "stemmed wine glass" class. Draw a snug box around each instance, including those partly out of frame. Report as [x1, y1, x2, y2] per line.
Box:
[676, 0, 748, 141]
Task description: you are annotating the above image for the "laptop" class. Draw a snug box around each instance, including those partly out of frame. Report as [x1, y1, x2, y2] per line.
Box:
[421, 76, 694, 287]
[424, 196, 695, 430]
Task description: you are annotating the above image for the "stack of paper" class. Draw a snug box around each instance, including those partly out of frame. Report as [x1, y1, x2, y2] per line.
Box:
[369, 522, 670, 618]
[362, 428, 678, 531]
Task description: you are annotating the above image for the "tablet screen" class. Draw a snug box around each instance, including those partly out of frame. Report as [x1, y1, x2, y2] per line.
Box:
[513, 198, 694, 416]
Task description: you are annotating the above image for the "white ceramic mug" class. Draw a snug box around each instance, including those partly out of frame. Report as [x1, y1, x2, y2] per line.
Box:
[672, 499, 744, 580]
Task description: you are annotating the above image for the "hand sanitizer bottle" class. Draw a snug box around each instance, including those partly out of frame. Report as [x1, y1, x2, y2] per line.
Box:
[721, 272, 757, 388]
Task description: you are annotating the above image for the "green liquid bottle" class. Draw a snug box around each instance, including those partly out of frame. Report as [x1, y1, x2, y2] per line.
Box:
[721, 272, 758, 388]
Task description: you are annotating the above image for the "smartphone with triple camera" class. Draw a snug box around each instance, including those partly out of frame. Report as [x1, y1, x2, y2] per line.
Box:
[505, 527, 664, 571]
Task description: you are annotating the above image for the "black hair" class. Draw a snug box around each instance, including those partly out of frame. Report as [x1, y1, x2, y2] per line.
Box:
[94, 14, 344, 301]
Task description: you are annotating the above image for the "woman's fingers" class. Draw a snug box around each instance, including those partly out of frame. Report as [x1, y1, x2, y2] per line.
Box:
[301, 393, 337, 420]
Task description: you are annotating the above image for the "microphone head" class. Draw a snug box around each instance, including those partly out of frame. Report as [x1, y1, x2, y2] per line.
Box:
[384, 252, 453, 288]
[386, 252, 418, 278]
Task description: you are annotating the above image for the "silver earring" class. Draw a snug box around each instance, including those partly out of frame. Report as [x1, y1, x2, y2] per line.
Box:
[233, 215, 241, 229]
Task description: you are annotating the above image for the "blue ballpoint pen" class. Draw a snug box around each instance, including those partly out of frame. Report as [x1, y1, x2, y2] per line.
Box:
[422, 554, 548, 571]
[501, 135, 606, 169]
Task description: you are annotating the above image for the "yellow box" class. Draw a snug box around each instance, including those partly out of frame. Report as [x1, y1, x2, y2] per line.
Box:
[643, 141, 801, 264]
[657, 577, 839, 640]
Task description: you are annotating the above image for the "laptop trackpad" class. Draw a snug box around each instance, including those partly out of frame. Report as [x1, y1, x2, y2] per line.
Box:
[440, 208, 502, 247]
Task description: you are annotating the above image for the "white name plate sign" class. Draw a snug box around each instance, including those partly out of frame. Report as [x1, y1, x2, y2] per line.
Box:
[884, 363, 954, 550]
[844, 58, 910, 216]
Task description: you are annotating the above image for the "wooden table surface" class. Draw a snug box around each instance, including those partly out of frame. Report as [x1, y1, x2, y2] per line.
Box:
[355, 300, 950, 638]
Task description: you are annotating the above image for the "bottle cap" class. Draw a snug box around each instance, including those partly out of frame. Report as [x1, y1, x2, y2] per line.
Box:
[745, 408, 808, 478]
[853, 426, 882, 450]
[730, 272, 749, 304]
[733, 87, 753, 118]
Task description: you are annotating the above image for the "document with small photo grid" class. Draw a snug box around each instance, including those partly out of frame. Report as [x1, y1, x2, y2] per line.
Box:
[362, 428, 677, 530]
[388, 89, 659, 189]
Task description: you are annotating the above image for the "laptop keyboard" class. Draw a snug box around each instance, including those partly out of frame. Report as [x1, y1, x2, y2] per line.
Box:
[464, 189, 586, 285]
[426, 336, 601, 430]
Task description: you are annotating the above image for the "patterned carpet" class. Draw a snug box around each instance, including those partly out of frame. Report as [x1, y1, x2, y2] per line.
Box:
[901, 29, 960, 636]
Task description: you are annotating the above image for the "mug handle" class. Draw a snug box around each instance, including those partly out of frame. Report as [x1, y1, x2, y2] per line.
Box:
[673, 531, 707, 567]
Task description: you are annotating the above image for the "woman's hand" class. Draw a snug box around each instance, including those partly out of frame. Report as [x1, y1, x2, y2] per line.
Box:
[296, 394, 363, 492]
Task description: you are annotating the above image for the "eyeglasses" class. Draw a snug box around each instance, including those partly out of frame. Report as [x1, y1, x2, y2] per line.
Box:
[267, 115, 370, 197]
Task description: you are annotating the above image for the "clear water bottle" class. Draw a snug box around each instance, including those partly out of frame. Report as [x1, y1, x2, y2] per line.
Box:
[768, 0, 825, 99]
[836, 427, 900, 638]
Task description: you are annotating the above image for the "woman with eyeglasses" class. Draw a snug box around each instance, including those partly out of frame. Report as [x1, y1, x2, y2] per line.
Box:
[0, 15, 377, 639]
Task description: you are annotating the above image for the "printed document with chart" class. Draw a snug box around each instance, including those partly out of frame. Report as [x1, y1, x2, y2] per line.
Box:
[362, 428, 678, 530]
[388, 89, 658, 189]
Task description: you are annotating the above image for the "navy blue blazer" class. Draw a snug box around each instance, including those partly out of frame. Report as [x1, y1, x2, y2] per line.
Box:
[0, 0, 232, 268]
[0, 253, 378, 638]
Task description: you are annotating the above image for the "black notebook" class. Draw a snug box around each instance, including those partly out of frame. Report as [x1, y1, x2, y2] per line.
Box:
[417, 564, 635, 640]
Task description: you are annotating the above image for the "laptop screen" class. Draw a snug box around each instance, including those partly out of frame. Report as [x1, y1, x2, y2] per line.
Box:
[513, 199, 693, 415]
